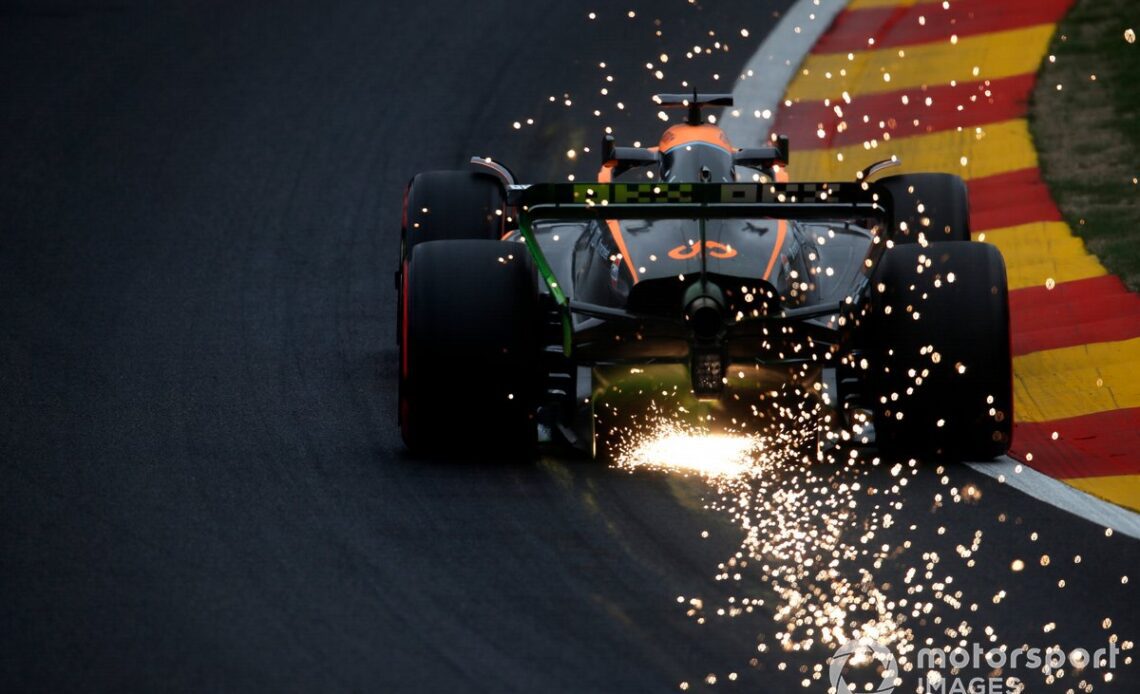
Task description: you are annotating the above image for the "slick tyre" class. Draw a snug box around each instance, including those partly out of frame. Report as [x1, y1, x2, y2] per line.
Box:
[397, 171, 507, 345]
[401, 170, 506, 252]
[865, 242, 1013, 460]
[879, 173, 971, 244]
[399, 240, 540, 458]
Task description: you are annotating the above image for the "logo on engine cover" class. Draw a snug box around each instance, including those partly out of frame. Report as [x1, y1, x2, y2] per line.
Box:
[667, 240, 738, 260]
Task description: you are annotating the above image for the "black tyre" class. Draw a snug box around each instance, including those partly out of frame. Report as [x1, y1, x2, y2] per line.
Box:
[864, 242, 1012, 460]
[399, 240, 540, 457]
[879, 173, 971, 244]
[401, 170, 505, 255]
[397, 170, 506, 345]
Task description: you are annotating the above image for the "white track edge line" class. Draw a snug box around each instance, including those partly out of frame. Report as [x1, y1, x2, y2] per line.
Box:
[720, 0, 849, 147]
[728, 0, 1140, 540]
[968, 458, 1140, 540]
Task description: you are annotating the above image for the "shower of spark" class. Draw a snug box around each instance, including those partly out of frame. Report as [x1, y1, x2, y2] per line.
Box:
[513, 7, 1134, 689]
[612, 404, 1133, 690]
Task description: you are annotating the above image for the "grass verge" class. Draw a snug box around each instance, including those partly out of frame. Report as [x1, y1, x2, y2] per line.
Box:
[1029, 0, 1140, 291]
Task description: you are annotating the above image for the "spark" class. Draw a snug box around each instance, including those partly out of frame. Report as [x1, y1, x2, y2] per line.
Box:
[619, 429, 758, 479]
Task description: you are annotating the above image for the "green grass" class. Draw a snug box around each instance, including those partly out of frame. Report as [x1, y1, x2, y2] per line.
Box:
[1029, 0, 1140, 291]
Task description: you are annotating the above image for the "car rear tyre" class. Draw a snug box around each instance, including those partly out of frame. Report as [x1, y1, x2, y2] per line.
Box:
[879, 173, 971, 244]
[402, 170, 505, 252]
[864, 242, 1013, 460]
[399, 240, 540, 458]
[397, 170, 507, 345]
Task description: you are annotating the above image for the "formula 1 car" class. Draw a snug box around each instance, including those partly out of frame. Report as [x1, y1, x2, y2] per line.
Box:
[396, 93, 1012, 461]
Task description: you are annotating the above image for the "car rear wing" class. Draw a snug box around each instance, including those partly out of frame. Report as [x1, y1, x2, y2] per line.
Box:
[507, 181, 891, 222]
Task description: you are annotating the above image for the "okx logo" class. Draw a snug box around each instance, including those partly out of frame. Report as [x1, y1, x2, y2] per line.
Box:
[830, 638, 899, 694]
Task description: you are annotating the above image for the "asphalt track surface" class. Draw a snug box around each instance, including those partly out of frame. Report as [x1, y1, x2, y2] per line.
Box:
[2, 1, 1138, 691]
